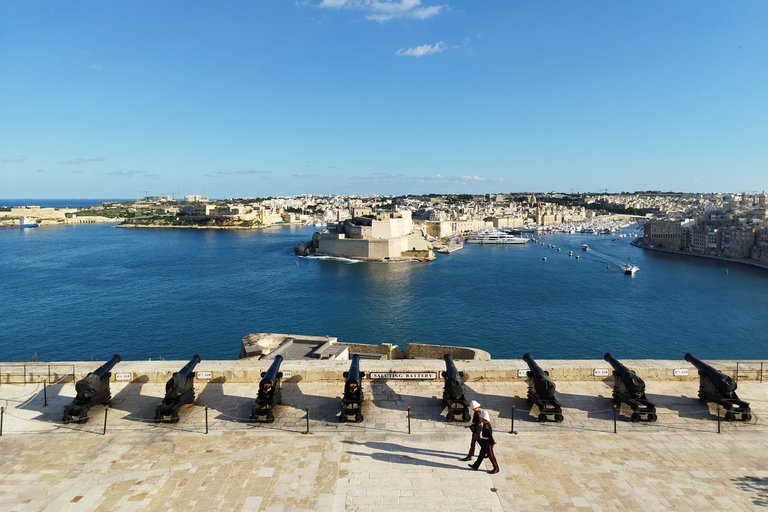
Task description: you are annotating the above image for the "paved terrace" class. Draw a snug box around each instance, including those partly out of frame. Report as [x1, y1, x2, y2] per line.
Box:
[0, 359, 766, 511]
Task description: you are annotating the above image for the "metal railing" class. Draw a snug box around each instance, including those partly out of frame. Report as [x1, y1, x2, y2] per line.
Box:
[0, 363, 76, 385]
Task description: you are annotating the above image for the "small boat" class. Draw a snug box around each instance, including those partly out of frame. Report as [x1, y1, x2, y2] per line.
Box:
[623, 264, 638, 275]
[19, 216, 38, 228]
[582, 244, 589, 251]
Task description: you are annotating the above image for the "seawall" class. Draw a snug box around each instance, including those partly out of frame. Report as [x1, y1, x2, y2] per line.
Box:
[2, 358, 763, 385]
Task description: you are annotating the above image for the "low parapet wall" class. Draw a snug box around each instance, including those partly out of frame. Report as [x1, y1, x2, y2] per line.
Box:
[1, 359, 764, 385]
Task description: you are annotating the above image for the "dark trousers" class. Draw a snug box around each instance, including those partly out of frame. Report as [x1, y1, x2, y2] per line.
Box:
[470, 442, 499, 471]
[466, 431, 479, 457]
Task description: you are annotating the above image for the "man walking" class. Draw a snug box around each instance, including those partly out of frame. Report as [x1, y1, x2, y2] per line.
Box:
[468, 411, 499, 474]
[460, 400, 482, 461]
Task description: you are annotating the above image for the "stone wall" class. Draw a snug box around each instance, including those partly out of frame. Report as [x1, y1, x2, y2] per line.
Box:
[2, 359, 763, 385]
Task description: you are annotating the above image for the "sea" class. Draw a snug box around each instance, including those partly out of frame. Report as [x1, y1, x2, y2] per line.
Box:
[1, 210, 767, 362]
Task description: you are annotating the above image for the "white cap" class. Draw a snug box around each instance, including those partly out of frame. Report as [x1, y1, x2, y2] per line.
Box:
[469, 400, 481, 410]
[480, 411, 490, 421]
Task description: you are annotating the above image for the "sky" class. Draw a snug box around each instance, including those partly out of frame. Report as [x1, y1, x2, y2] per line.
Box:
[1, 1, 766, 199]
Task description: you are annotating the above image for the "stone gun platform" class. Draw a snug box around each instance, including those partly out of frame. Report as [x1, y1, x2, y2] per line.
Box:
[0, 361, 767, 511]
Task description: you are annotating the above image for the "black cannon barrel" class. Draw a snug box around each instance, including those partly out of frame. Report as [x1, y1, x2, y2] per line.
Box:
[178, 355, 202, 378]
[346, 354, 361, 383]
[523, 352, 556, 400]
[604, 353, 645, 397]
[91, 354, 122, 379]
[685, 352, 737, 395]
[523, 353, 544, 374]
[261, 355, 283, 385]
[443, 354, 465, 399]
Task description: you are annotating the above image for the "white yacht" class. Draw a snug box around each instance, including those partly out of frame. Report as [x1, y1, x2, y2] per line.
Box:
[466, 231, 528, 245]
[623, 264, 638, 275]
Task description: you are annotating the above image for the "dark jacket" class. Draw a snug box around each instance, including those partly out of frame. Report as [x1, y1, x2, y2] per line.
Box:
[478, 421, 495, 446]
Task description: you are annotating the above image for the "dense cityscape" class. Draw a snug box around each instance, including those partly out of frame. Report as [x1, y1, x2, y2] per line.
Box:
[3, 190, 768, 266]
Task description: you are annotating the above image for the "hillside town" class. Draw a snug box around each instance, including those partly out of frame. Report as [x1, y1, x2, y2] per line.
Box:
[3, 191, 768, 264]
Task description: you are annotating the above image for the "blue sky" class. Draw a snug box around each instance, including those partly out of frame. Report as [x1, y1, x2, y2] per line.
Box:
[1, 1, 766, 199]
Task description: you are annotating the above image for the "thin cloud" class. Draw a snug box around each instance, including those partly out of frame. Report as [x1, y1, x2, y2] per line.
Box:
[107, 170, 144, 177]
[62, 157, 105, 164]
[416, 174, 504, 185]
[294, 173, 320, 178]
[354, 172, 404, 181]
[91, 63, 104, 71]
[397, 41, 445, 57]
[316, 0, 447, 22]
[204, 169, 272, 177]
[2, 156, 27, 163]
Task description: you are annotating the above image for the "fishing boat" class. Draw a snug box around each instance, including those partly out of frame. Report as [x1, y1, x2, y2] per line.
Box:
[623, 264, 638, 275]
[582, 244, 589, 251]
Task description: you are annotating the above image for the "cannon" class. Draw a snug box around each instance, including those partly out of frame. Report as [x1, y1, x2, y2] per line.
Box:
[604, 353, 657, 422]
[63, 354, 121, 423]
[685, 353, 751, 421]
[441, 354, 470, 422]
[339, 355, 365, 423]
[250, 355, 284, 423]
[523, 353, 563, 422]
[155, 355, 202, 423]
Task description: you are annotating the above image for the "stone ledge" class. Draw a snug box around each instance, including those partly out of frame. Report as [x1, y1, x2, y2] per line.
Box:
[1, 359, 763, 384]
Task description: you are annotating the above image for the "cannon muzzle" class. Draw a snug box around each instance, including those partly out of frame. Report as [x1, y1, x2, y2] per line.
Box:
[685, 352, 737, 396]
[259, 355, 283, 396]
[604, 353, 645, 398]
[178, 354, 202, 378]
[442, 354, 465, 401]
[523, 352, 556, 400]
[92, 354, 122, 379]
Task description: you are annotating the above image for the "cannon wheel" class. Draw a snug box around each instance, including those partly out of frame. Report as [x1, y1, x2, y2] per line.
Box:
[170, 413, 180, 424]
[725, 411, 735, 422]
[461, 410, 470, 422]
[355, 412, 363, 423]
[742, 413, 752, 422]
[537, 413, 547, 422]
[647, 413, 657, 422]
[339, 414, 346, 423]
[554, 413, 564, 423]
[630, 413, 641, 422]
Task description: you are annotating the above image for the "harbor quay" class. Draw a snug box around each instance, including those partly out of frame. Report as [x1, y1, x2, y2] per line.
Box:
[0, 359, 767, 511]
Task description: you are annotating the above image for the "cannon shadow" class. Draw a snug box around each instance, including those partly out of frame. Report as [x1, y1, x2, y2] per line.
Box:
[281, 383, 344, 423]
[732, 476, 768, 508]
[462, 383, 528, 422]
[368, 380, 445, 422]
[341, 440, 458, 459]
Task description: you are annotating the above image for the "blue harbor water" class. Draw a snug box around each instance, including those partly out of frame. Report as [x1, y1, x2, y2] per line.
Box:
[1, 223, 767, 362]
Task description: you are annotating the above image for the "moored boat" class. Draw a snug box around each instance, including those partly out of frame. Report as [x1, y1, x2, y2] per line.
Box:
[466, 230, 528, 245]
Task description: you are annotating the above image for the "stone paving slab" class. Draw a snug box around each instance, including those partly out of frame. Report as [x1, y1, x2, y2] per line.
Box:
[0, 380, 766, 511]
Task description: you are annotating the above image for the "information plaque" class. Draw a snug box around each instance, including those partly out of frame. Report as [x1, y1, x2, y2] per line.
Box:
[115, 373, 131, 381]
[673, 368, 689, 377]
[369, 372, 437, 380]
[196, 371, 212, 379]
[593, 368, 611, 377]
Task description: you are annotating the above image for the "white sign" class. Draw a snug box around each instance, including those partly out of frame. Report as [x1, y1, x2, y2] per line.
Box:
[673, 368, 689, 377]
[196, 371, 212, 379]
[518, 369, 529, 378]
[369, 372, 437, 380]
[280, 371, 292, 379]
[115, 373, 131, 381]
[593, 368, 611, 377]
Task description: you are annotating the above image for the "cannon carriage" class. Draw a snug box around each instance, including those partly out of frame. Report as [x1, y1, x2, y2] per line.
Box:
[441, 354, 470, 422]
[685, 353, 751, 421]
[155, 355, 201, 423]
[339, 355, 365, 423]
[604, 353, 657, 422]
[523, 353, 563, 422]
[250, 355, 284, 423]
[63, 354, 122, 424]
